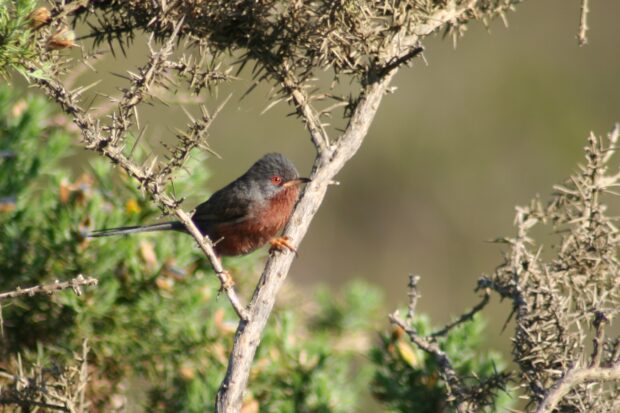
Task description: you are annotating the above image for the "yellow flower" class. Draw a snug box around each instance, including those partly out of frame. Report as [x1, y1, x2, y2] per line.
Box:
[125, 199, 141, 214]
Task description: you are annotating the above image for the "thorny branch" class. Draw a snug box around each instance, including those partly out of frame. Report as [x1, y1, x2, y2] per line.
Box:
[281, 76, 331, 154]
[385, 126, 620, 412]
[0, 274, 98, 301]
[406, 274, 420, 323]
[430, 289, 490, 338]
[108, 20, 184, 145]
[589, 311, 608, 369]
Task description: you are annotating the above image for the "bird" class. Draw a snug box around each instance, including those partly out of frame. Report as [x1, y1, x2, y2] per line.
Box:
[88, 153, 310, 257]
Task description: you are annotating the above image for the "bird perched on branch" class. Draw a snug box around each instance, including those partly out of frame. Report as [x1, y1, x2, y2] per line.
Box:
[88, 153, 310, 256]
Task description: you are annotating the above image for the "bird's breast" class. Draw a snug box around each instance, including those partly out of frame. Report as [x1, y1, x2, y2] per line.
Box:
[209, 187, 299, 256]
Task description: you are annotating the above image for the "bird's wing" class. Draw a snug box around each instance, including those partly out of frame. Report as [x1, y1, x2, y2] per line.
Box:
[191, 184, 252, 226]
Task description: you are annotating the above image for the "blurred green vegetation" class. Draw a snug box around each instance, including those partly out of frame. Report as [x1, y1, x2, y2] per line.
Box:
[0, 86, 510, 411]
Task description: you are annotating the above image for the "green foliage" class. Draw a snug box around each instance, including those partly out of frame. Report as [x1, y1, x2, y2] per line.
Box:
[0, 0, 47, 80]
[371, 314, 513, 413]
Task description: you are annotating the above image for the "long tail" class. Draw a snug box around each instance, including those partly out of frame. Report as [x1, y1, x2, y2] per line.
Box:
[87, 221, 185, 238]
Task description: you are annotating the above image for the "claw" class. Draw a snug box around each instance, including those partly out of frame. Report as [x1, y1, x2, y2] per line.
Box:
[269, 236, 298, 256]
[218, 270, 235, 295]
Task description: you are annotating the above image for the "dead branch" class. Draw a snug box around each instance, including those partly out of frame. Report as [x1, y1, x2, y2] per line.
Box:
[430, 289, 491, 338]
[0, 275, 98, 301]
[578, 0, 590, 46]
[407, 274, 421, 323]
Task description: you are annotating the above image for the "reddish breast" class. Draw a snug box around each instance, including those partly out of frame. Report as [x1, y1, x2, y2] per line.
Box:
[210, 186, 299, 256]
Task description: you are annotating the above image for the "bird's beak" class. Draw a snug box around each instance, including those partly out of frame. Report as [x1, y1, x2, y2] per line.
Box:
[283, 177, 311, 188]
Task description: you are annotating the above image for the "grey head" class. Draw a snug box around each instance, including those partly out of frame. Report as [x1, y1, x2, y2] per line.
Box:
[243, 153, 310, 199]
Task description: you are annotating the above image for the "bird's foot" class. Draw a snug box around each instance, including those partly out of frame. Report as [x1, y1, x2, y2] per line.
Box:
[217, 270, 235, 295]
[269, 236, 298, 256]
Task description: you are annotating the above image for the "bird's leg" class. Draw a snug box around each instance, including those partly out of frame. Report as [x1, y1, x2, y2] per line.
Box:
[217, 269, 235, 294]
[269, 236, 298, 256]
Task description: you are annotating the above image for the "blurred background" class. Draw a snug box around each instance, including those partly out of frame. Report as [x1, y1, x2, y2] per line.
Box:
[24, 0, 620, 353]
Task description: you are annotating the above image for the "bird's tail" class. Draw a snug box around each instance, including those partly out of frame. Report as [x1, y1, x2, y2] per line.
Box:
[87, 221, 185, 238]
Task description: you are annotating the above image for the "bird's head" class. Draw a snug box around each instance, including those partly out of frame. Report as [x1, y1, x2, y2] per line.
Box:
[246, 153, 311, 199]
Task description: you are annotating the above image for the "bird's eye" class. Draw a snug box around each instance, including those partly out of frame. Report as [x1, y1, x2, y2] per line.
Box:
[271, 176, 283, 185]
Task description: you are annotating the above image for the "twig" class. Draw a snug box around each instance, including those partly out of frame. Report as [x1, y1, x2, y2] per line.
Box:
[589, 311, 607, 368]
[430, 289, 490, 338]
[407, 274, 421, 323]
[108, 19, 184, 145]
[173, 209, 248, 320]
[0, 340, 91, 412]
[377, 46, 425, 78]
[0, 275, 98, 301]
[281, 76, 332, 153]
[577, 0, 590, 46]
[44, 0, 91, 29]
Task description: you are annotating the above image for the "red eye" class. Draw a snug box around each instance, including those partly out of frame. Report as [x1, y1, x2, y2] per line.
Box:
[271, 176, 283, 185]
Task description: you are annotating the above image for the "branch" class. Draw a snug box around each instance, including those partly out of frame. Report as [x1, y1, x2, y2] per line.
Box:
[173, 209, 248, 320]
[108, 20, 184, 145]
[0, 275, 98, 301]
[589, 311, 608, 368]
[0, 397, 70, 412]
[534, 364, 620, 413]
[0, 339, 90, 412]
[407, 274, 421, 323]
[46, 0, 90, 29]
[281, 76, 331, 153]
[578, 0, 590, 46]
[430, 289, 490, 338]
[376, 46, 425, 79]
